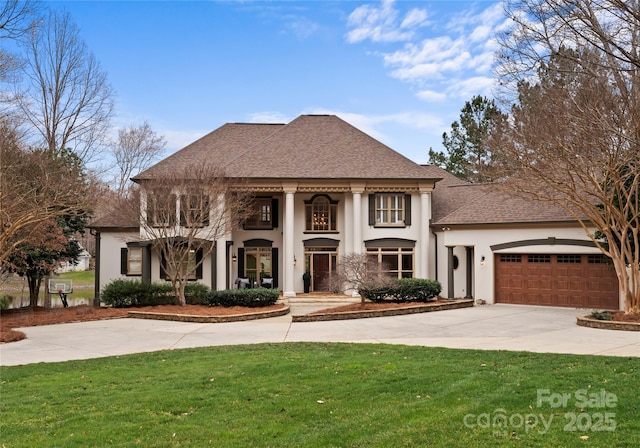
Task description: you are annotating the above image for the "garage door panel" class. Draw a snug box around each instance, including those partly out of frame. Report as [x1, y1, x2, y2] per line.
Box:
[495, 254, 619, 309]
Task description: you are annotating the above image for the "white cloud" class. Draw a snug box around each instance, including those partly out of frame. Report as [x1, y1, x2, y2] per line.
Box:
[247, 111, 292, 123]
[348, 1, 508, 104]
[401, 8, 429, 29]
[446, 76, 496, 99]
[163, 129, 210, 152]
[346, 0, 429, 43]
[416, 90, 447, 102]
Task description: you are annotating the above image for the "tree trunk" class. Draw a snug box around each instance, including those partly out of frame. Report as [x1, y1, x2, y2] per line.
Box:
[27, 275, 41, 308]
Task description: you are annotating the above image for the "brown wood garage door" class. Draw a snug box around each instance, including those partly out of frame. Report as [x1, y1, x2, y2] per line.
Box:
[495, 254, 619, 309]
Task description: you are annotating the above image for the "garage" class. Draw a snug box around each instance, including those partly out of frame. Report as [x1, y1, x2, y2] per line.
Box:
[495, 253, 619, 309]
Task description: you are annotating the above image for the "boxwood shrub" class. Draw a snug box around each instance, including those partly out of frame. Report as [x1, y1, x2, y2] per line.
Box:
[206, 288, 280, 307]
[184, 283, 210, 305]
[360, 278, 441, 303]
[101, 279, 174, 308]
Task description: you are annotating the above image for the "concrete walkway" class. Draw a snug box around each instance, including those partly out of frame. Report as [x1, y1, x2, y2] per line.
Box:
[1, 304, 638, 366]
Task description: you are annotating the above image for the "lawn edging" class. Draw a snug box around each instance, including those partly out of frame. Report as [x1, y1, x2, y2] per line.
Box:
[576, 315, 640, 331]
[292, 299, 474, 322]
[128, 304, 290, 323]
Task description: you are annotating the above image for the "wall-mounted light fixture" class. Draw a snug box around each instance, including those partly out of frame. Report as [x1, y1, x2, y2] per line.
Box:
[232, 252, 237, 263]
[293, 255, 297, 267]
[480, 255, 486, 266]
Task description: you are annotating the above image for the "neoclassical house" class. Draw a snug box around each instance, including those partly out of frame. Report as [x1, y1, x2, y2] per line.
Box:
[90, 114, 622, 310]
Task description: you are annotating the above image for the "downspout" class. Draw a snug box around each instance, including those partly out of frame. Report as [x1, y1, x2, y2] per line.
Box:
[91, 229, 101, 306]
[431, 227, 438, 281]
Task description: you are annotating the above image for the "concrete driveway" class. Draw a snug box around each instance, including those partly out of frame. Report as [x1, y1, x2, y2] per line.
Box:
[1, 304, 638, 366]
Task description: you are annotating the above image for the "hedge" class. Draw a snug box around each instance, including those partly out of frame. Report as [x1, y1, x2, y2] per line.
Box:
[184, 283, 210, 305]
[360, 278, 441, 303]
[101, 280, 175, 308]
[206, 288, 280, 307]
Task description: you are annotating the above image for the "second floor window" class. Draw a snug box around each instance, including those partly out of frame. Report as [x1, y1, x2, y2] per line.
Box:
[147, 193, 177, 227]
[180, 193, 210, 227]
[369, 193, 411, 226]
[245, 198, 274, 229]
[376, 194, 404, 225]
[305, 195, 337, 232]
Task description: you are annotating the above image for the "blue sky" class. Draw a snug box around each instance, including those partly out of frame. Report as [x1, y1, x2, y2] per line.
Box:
[48, 0, 507, 164]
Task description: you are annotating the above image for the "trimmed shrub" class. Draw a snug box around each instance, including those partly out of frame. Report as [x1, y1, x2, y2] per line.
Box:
[101, 279, 174, 308]
[185, 283, 210, 305]
[206, 288, 280, 307]
[394, 278, 441, 302]
[361, 278, 441, 303]
[589, 310, 613, 321]
[0, 294, 13, 310]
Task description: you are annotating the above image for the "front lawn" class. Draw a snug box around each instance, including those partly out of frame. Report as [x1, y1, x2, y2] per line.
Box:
[0, 344, 637, 447]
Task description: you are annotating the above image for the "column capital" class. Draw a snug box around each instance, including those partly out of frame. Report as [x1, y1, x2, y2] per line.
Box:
[419, 184, 435, 194]
[282, 182, 298, 194]
[350, 182, 366, 194]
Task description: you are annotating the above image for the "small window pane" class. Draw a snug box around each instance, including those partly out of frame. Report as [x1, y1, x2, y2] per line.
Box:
[528, 255, 551, 263]
[557, 255, 582, 263]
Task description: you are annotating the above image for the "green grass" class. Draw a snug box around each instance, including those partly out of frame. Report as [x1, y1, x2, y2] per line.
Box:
[0, 344, 637, 447]
[1, 271, 96, 303]
[54, 270, 95, 284]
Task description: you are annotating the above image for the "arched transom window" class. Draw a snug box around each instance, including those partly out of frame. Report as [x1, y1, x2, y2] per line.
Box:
[305, 195, 338, 232]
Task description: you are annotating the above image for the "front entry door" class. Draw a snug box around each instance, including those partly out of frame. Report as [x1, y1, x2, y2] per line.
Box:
[312, 254, 330, 291]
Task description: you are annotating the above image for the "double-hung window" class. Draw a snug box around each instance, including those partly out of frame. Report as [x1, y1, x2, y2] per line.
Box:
[127, 247, 142, 275]
[245, 198, 274, 229]
[375, 194, 404, 225]
[147, 193, 177, 227]
[180, 193, 210, 227]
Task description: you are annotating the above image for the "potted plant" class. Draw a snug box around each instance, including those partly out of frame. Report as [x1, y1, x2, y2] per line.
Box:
[302, 271, 311, 293]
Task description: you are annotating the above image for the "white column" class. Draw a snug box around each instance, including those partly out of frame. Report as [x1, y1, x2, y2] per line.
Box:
[283, 184, 297, 297]
[215, 193, 229, 290]
[419, 191, 431, 279]
[351, 184, 365, 254]
[352, 189, 363, 254]
[216, 235, 227, 290]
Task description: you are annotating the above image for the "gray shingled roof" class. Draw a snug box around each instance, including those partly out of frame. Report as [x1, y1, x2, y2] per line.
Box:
[432, 183, 579, 225]
[134, 115, 439, 181]
[134, 122, 284, 180]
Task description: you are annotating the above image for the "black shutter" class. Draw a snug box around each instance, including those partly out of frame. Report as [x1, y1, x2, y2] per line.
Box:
[272, 247, 279, 288]
[160, 252, 168, 280]
[271, 198, 279, 229]
[368, 194, 376, 225]
[195, 248, 203, 279]
[121, 248, 128, 275]
[238, 248, 245, 277]
[179, 194, 187, 226]
[404, 194, 412, 226]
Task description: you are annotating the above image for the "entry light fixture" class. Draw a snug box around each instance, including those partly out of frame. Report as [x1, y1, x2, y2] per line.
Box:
[232, 252, 237, 263]
[294, 255, 297, 267]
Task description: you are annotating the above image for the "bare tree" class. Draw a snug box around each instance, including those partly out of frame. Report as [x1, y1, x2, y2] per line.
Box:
[14, 10, 114, 163]
[0, 0, 38, 109]
[111, 122, 166, 197]
[331, 253, 395, 305]
[0, 0, 38, 40]
[130, 165, 252, 306]
[490, 0, 640, 313]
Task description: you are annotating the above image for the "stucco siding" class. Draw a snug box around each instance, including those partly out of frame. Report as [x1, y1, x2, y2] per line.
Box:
[436, 226, 603, 304]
